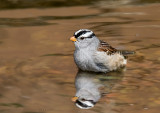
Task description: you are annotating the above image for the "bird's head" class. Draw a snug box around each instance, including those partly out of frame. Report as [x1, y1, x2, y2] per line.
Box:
[72, 96, 95, 109]
[70, 29, 99, 49]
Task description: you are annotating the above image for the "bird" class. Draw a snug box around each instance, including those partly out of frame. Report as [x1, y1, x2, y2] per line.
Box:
[70, 29, 134, 73]
[72, 70, 123, 109]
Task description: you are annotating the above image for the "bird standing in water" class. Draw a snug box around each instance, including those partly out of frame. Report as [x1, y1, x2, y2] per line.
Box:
[70, 29, 134, 73]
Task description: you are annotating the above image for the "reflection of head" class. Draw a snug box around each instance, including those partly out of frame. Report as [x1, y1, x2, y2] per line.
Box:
[72, 70, 123, 109]
[75, 98, 95, 109]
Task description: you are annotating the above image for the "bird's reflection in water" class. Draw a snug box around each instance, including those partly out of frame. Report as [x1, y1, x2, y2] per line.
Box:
[72, 70, 123, 109]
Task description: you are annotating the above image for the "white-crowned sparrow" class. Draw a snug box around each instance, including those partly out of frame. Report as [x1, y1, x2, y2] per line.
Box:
[72, 71, 123, 109]
[70, 29, 134, 72]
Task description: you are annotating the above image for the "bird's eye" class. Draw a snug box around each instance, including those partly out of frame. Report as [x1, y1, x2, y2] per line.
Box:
[81, 98, 86, 101]
[80, 37, 85, 40]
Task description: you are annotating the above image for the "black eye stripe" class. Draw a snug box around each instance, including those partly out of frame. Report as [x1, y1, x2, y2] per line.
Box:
[89, 33, 95, 38]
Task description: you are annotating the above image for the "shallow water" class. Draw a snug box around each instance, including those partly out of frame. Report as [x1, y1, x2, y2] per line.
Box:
[0, 0, 160, 113]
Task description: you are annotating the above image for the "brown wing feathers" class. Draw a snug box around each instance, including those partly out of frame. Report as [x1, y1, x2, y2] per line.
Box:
[98, 40, 135, 56]
[98, 40, 117, 55]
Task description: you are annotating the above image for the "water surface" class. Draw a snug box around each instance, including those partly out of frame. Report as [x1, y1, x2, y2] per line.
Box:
[0, 0, 160, 113]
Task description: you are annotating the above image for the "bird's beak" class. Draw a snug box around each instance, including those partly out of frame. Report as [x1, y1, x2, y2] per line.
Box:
[72, 96, 78, 102]
[70, 36, 77, 42]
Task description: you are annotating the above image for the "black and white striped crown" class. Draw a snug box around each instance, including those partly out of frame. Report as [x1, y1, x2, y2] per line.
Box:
[74, 29, 95, 38]
[75, 99, 95, 109]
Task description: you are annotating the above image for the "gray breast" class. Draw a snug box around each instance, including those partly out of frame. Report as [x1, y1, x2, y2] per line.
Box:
[74, 49, 95, 71]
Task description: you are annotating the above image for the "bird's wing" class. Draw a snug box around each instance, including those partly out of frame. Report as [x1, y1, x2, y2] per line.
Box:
[98, 40, 135, 56]
[98, 40, 117, 55]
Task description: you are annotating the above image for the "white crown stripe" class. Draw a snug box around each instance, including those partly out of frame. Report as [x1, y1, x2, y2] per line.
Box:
[81, 32, 93, 37]
[74, 29, 92, 36]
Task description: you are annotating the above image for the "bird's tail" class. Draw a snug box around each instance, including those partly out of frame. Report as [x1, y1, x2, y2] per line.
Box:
[119, 50, 135, 56]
